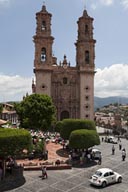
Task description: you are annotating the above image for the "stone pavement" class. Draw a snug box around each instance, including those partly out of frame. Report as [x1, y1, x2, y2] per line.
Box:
[16, 142, 69, 166]
[1, 137, 128, 192]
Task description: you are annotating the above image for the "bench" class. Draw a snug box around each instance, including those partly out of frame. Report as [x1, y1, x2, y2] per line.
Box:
[23, 163, 72, 171]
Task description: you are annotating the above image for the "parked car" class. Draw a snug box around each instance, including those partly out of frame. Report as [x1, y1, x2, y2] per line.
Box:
[91, 148, 101, 160]
[89, 168, 122, 188]
[105, 136, 118, 144]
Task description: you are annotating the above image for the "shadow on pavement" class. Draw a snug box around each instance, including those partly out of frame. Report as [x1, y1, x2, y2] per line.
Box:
[72, 160, 97, 168]
[0, 175, 26, 192]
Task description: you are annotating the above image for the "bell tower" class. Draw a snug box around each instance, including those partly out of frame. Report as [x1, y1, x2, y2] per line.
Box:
[75, 8, 96, 120]
[33, 4, 54, 95]
[32, 4, 96, 121]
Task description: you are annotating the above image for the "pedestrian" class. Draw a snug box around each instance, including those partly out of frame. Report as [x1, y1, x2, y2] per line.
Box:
[119, 142, 122, 150]
[41, 166, 48, 179]
[112, 145, 115, 155]
[0, 166, 3, 181]
[122, 149, 126, 161]
[98, 154, 102, 165]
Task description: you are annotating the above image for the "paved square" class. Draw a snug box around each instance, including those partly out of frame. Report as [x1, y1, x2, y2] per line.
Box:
[1, 137, 128, 192]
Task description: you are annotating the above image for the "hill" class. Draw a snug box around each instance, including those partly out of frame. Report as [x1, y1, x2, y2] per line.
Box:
[94, 96, 128, 110]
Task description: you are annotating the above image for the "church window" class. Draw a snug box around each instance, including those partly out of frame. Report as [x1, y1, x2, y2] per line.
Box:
[85, 114, 89, 118]
[63, 77, 67, 84]
[85, 50, 89, 64]
[41, 48, 46, 62]
[41, 84, 47, 90]
[85, 25, 89, 33]
[85, 104, 90, 110]
[85, 86, 89, 91]
[85, 95, 89, 100]
[42, 20, 46, 30]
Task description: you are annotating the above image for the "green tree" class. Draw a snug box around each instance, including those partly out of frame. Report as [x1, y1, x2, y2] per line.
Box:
[69, 129, 100, 149]
[54, 121, 63, 133]
[0, 128, 32, 158]
[15, 94, 56, 131]
[60, 119, 96, 140]
[0, 128, 33, 177]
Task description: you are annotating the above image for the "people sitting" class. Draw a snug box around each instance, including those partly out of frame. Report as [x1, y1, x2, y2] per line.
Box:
[55, 159, 60, 166]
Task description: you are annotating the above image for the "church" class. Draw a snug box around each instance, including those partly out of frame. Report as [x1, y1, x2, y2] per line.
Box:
[32, 4, 96, 121]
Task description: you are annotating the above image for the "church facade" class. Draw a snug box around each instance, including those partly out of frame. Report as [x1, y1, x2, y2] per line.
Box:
[32, 5, 96, 121]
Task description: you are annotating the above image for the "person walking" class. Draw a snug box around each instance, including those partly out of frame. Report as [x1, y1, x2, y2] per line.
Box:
[122, 149, 126, 161]
[41, 166, 48, 179]
[112, 145, 115, 155]
[97, 154, 102, 165]
[119, 142, 122, 150]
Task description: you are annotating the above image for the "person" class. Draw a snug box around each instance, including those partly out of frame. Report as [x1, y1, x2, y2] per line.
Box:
[122, 148, 126, 161]
[112, 145, 115, 155]
[41, 166, 48, 179]
[7, 157, 14, 174]
[98, 154, 102, 165]
[0, 166, 3, 181]
[101, 137, 104, 142]
[55, 159, 60, 166]
[119, 142, 122, 150]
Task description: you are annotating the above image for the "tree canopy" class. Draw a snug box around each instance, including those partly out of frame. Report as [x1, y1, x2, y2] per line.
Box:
[69, 129, 100, 149]
[15, 94, 56, 131]
[0, 128, 32, 159]
[60, 119, 96, 140]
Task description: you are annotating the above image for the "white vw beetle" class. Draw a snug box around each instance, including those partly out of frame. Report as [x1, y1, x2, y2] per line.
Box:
[89, 168, 122, 188]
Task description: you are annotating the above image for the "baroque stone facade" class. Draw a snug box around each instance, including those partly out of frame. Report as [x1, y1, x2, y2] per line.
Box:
[32, 5, 96, 121]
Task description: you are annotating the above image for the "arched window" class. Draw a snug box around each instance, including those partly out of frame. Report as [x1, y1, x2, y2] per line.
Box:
[42, 21, 46, 30]
[85, 50, 89, 64]
[85, 95, 89, 101]
[60, 111, 69, 120]
[85, 25, 89, 33]
[41, 48, 46, 62]
[63, 77, 67, 84]
[85, 114, 89, 119]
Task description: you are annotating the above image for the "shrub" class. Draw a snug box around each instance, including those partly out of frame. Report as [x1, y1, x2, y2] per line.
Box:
[60, 119, 96, 140]
[54, 121, 63, 133]
[0, 128, 33, 158]
[69, 129, 100, 149]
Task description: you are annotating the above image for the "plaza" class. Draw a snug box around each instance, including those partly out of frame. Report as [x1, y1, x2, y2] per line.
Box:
[0, 137, 128, 192]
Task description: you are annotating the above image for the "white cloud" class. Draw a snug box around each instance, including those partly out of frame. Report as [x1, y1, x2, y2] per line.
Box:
[0, 0, 14, 9]
[121, 0, 128, 9]
[91, 3, 98, 10]
[99, 0, 114, 6]
[0, 0, 9, 5]
[90, 0, 114, 9]
[0, 63, 128, 102]
[95, 63, 128, 98]
[0, 74, 32, 102]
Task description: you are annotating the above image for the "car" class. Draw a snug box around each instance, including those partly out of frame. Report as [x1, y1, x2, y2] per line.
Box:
[89, 168, 122, 188]
[91, 148, 101, 160]
[109, 137, 118, 144]
[106, 136, 118, 144]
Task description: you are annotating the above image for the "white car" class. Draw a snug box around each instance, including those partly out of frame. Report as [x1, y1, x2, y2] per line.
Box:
[107, 136, 118, 144]
[89, 168, 122, 188]
[91, 148, 101, 160]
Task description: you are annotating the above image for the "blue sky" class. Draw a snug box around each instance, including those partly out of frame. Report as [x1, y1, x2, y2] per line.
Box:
[0, 0, 128, 102]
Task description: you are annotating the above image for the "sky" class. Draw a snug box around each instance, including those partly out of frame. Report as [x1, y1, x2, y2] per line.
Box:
[0, 0, 128, 102]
